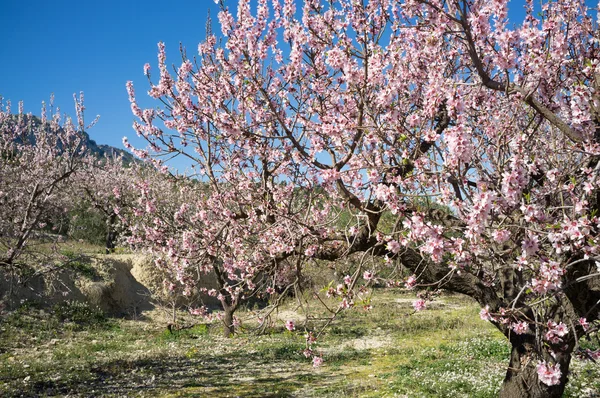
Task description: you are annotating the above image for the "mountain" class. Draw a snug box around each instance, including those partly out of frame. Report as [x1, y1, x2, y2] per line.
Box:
[7, 114, 135, 163]
[80, 130, 135, 163]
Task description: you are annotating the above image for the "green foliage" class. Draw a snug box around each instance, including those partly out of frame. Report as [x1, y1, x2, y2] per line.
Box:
[58, 250, 98, 279]
[157, 324, 210, 342]
[256, 341, 306, 362]
[68, 202, 107, 246]
[52, 300, 107, 326]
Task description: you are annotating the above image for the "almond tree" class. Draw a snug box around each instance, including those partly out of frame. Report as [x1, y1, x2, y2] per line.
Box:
[72, 154, 140, 253]
[0, 94, 94, 277]
[121, 140, 323, 336]
[126, 0, 600, 395]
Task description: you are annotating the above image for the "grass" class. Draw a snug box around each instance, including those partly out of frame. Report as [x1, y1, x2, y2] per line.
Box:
[0, 290, 598, 397]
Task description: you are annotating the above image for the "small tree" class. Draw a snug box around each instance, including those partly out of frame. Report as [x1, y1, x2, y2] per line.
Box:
[122, 170, 314, 337]
[71, 154, 140, 253]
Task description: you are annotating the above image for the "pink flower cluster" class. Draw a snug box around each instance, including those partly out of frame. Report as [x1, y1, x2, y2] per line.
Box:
[536, 361, 561, 386]
[312, 356, 324, 367]
[511, 321, 529, 335]
[189, 306, 208, 316]
[413, 299, 427, 312]
[545, 321, 569, 344]
[479, 305, 492, 321]
[444, 125, 474, 167]
[404, 275, 417, 290]
[285, 320, 295, 331]
[531, 261, 564, 294]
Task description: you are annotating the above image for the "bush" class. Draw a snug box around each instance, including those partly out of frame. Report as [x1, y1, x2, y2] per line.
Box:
[59, 250, 98, 279]
[68, 203, 107, 246]
[52, 300, 106, 326]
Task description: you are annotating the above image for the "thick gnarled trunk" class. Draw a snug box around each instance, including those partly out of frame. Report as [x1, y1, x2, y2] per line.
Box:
[499, 334, 572, 398]
[222, 304, 236, 338]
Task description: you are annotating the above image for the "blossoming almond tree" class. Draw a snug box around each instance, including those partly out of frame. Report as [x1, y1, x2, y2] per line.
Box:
[122, 168, 317, 336]
[126, 0, 599, 395]
[72, 154, 141, 253]
[0, 94, 93, 279]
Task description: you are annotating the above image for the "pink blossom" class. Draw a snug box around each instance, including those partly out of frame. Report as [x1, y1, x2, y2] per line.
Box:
[511, 321, 529, 335]
[145, 201, 156, 214]
[444, 125, 474, 166]
[304, 245, 317, 257]
[545, 321, 569, 343]
[374, 184, 392, 201]
[413, 299, 426, 311]
[285, 320, 295, 331]
[480, 306, 492, 321]
[405, 275, 417, 290]
[340, 298, 352, 309]
[536, 361, 561, 386]
[546, 168, 559, 182]
[521, 234, 539, 256]
[578, 317, 590, 332]
[363, 271, 374, 281]
[189, 307, 207, 316]
[532, 262, 564, 294]
[386, 240, 401, 254]
[492, 229, 511, 243]
[312, 356, 324, 367]
[325, 47, 345, 69]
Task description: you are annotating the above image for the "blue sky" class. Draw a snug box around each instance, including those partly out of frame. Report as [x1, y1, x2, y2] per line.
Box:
[0, 0, 221, 154]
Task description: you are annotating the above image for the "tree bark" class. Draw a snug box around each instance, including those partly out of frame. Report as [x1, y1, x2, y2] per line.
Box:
[105, 213, 117, 254]
[499, 334, 571, 398]
[222, 305, 235, 338]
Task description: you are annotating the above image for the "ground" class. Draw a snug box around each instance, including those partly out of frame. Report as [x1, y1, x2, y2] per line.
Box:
[1, 290, 599, 397]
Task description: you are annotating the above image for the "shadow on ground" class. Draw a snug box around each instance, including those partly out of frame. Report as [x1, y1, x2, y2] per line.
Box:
[6, 350, 324, 397]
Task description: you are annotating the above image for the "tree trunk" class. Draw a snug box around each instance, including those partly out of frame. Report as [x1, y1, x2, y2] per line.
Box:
[222, 305, 235, 338]
[499, 334, 571, 398]
[105, 213, 117, 254]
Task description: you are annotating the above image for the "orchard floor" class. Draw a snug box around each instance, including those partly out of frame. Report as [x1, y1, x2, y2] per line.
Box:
[1, 290, 599, 397]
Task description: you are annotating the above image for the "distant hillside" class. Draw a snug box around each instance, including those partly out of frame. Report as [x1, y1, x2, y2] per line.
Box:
[9, 114, 134, 163]
[80, 130, 135, 163]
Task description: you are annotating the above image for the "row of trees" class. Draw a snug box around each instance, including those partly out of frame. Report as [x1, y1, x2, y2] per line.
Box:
[0, 96, 272, 331]
[0, 95, 141, 276]
[121, 0, 599, 396]
[2, 0, 600, 396]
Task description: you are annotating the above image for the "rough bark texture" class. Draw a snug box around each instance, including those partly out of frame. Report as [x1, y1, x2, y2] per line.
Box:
[563, 260, 600, 321]
[105, 213, 117, 255]
[499, 334, 571, 398]
[222, 305, 235, 338]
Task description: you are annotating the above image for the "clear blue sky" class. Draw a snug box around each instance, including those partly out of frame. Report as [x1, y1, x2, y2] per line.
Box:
[0, 0, 222, 154]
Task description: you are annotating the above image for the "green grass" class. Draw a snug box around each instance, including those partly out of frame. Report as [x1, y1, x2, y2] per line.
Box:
[0, 290, 598, 397]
